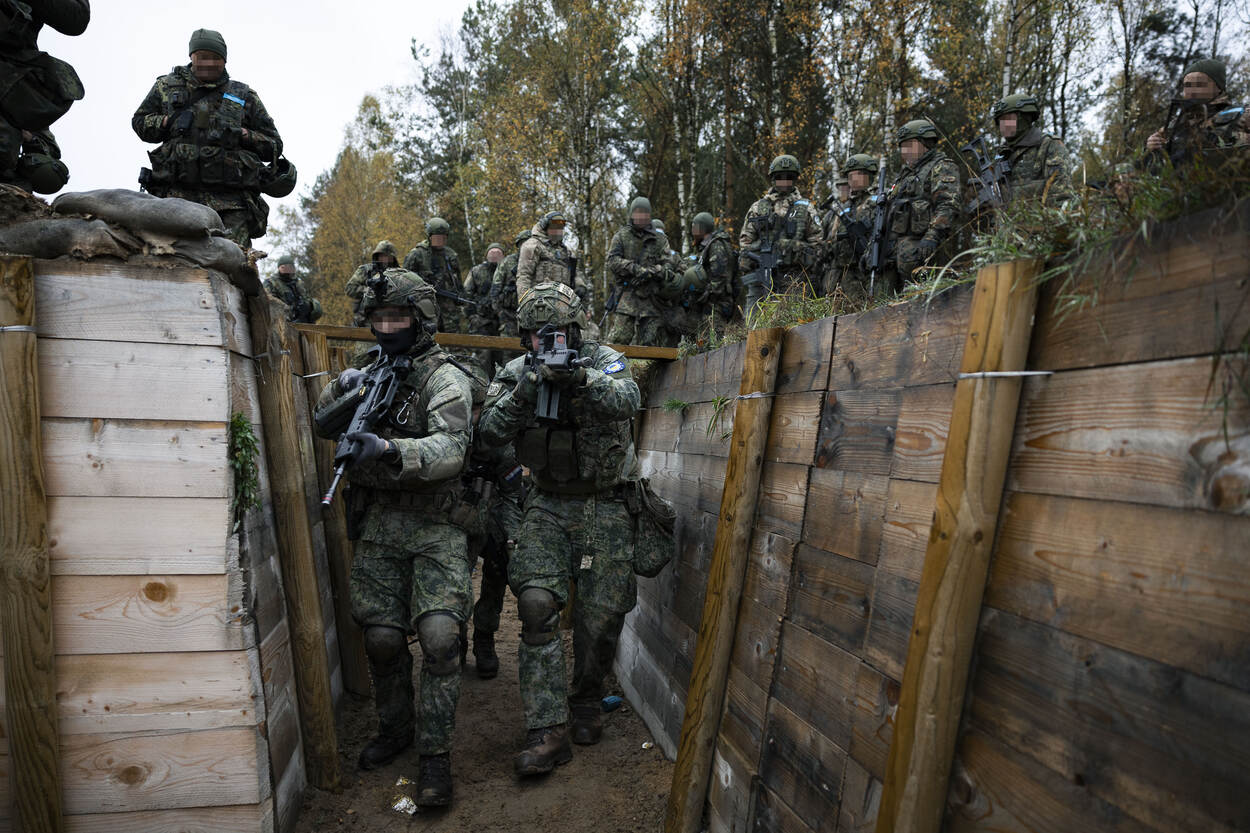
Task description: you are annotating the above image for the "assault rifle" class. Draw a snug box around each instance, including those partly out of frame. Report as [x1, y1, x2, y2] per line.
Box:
[435, 287, 479, 308]
[962, 134, 1011, 213]
[862, 163, 890, 297]
[599, 284, 622, 329]
[317, 353, 414, 506]
[743, 214, 779, 302]
[289, 296, 312, 323]
[529, 324, 593, 421]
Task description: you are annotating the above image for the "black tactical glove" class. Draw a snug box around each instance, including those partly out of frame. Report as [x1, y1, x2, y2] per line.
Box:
[513, 370, 540, 405]
[916, 239, 938, 260]
[168, 109, 194, 136]
[336, 368, 365, 394]
[539, 364, 587, 388]
[346, 431, 391, 465]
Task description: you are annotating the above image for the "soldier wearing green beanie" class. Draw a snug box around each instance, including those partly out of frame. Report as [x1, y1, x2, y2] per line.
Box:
[132, 29, 287, 248]
[1145, 58, 1250, 169]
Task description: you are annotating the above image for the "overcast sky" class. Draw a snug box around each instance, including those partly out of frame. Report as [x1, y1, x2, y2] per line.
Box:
[38, 0, 473, 250]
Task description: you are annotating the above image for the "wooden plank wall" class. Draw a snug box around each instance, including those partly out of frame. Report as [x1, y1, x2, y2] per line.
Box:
[621, 203, 1250, 833]
[0, 261, 321, 833]
[945, 209, 1250, 833]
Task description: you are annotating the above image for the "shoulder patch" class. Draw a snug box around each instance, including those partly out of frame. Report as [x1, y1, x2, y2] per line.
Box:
[487, 381, 504, 397]
[1214, 107, 1245, 125]
[794, 199, 809, 206]
[603, 359, 626, 375]
[222, 92, 246, 106]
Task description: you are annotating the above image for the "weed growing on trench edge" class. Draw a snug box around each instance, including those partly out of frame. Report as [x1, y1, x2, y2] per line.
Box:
[228, 412, 262, 529]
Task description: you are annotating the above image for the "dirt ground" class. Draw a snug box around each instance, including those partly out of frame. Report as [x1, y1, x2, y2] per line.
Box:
[295, 573, 673, 832]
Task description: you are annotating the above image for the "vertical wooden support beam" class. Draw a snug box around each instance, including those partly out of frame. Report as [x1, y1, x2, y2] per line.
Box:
[875, 259, 1041, 833]
[665, 327, 785, 833]
[248, 295, 342, 792]
[298, 331, 371, 697]
[0, 256, 65, 833]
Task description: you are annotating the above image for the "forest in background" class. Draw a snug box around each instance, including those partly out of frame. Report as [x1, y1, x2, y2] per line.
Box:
[271, 0, 1250, 326]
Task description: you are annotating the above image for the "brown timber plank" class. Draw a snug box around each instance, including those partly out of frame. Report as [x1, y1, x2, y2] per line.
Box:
[802, 469, 889, 566]
[890, 383, 956, 483]
[742, 530, 798, 615]
[838, 758, 883, 833]
[753, 783, 818, 833]
[248, 295, 341, 790]
[62, 804, 267, 833]
[790, 543, 874, 656]
[766, 391, 823, 466]
[758, 697, 845, 833]
[755, 462, 808, 539]
[814, 389, 901, 475]
[666, 327, 784, 833]
[293, 323, 680, 359]
[47, 496, 229, 575]
[987, 491, 1250, 690]
[1008, 356, 1250, 514]
[967, 609, 1250, 833]
[772, 621, 859, 753]
[0, 255, 64, 833]
[777, 316, 835, 395]
[876, 259, 1041, 833]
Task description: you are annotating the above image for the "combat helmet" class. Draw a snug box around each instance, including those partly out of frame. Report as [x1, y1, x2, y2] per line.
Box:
[541, 211, 566, 230]
[425, 217, 451, 237]
[359, 269, 438, 326]
[991, 93, 1041, 121]
[844, 153, 879, 174]
[260, 156, 298, 198]
[692, 211, 715, 233]
[769, 154, 801, 178]
[651, 219, 666, 232]
[514, 228, 530, 247]
[518, 282, 583, 331]
[372, 240, 399, 262]
[896, 120, 939, 144]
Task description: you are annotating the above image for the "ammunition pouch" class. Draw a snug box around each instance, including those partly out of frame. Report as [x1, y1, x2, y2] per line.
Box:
[624, 478, 676, 577]
[344, 483, 367, 541]
[516, 426, 580, 484]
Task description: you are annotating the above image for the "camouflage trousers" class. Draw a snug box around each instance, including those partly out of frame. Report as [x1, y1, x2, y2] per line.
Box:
[470, 491, 523, 635]
[604, 310, 668, 347]
[351, 506, 472, 755]
[509, 489, 637, 729]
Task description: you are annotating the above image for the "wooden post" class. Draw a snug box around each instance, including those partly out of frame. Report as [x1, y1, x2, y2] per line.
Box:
[0, 256, 65, 833]
[875, 260, 1041, 833]
[298, 331, 371, 697]
[665, 327, 784, 833]
[247, 296, 342, 791]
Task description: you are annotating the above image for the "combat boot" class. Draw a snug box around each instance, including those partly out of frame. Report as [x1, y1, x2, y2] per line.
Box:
[415, 753, 453, 807]
[473, 633, 499, 679]
[357, 732, 412, 770]
[514, 724, 573, 776]
[570, 702, 603, 745]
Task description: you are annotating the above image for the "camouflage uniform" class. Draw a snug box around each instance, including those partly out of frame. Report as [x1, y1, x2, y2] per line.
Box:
[481, 345, 640, 729]
[490, 230, 528, 338]
[346, 240, 401, 324]
[465, 256, 501, 336]
[827, 190, 877, 301]
[999, 125, 1072, 205]
[1148, 93, 1250, 170]
[132, 60, 281, 248]
[263, 273, 323, 323]
[885, 145, 961, 288]
[314, 274, 474, 768]
[404, 240, 465, 333]
[737, 187, 823, 301]
[0, 0, 87, 193]
[604, 222, 673, 346]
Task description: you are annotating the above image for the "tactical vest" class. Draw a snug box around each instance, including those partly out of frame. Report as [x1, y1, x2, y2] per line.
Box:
[150, 70, 263, 191]
[533, 239, 575, 287]
[513, 348, 634, 495]
[890, 155, 945, 239]
[749, 196, 813, 267]
[698, 230, 739, 290]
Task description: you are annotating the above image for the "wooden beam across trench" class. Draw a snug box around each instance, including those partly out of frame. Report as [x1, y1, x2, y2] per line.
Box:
[0, 255, 65, 833]
[875, 259, 1042, 833]
[293, 323, 680, 361]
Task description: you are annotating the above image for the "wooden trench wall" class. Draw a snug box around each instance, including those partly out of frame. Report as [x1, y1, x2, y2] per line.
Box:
[617, 206, 1250, 833]
[0, 257, 357, 832]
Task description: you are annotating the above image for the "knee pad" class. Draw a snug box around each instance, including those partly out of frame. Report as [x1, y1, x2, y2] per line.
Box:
[363, 625, 407, 664]
[517, 587, 560, 646]
[416, 613, 461, 676]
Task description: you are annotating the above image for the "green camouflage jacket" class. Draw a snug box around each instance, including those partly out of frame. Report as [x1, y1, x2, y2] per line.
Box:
[490, 251, 521, 336]
[403, 241, 464, 333]
[479, 343, 640, 495]
[886, 148, 961, 246]
[1000, 125, 1072, 204]
[696, 230, 737, 312]
[263, 274, 322, 323]
[1151, 94, 1250, 169]
[829, 190, 875, 283]
[465, 260, 500, 335]
[517, 223, 589, 302]
[607, 224, 671, 316]
[315, 342, 473, 495]
[737, 187, 823, 273]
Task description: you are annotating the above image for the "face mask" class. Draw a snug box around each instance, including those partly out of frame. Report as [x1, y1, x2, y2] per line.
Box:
[373, 324, 420, 356]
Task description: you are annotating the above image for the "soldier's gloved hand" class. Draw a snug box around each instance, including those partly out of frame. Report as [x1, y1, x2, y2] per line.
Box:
[539, 364, 587, 388]
[513, 370, 540, 405]
[346, 431, 390, 464]
[916, 239, 938, 261]
[337, 368, 366, 394]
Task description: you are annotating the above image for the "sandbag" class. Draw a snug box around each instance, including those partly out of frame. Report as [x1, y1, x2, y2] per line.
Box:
[52, 188, 225, 238]
[171, 235, 258, 293]
[0, 217, 139, 260]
